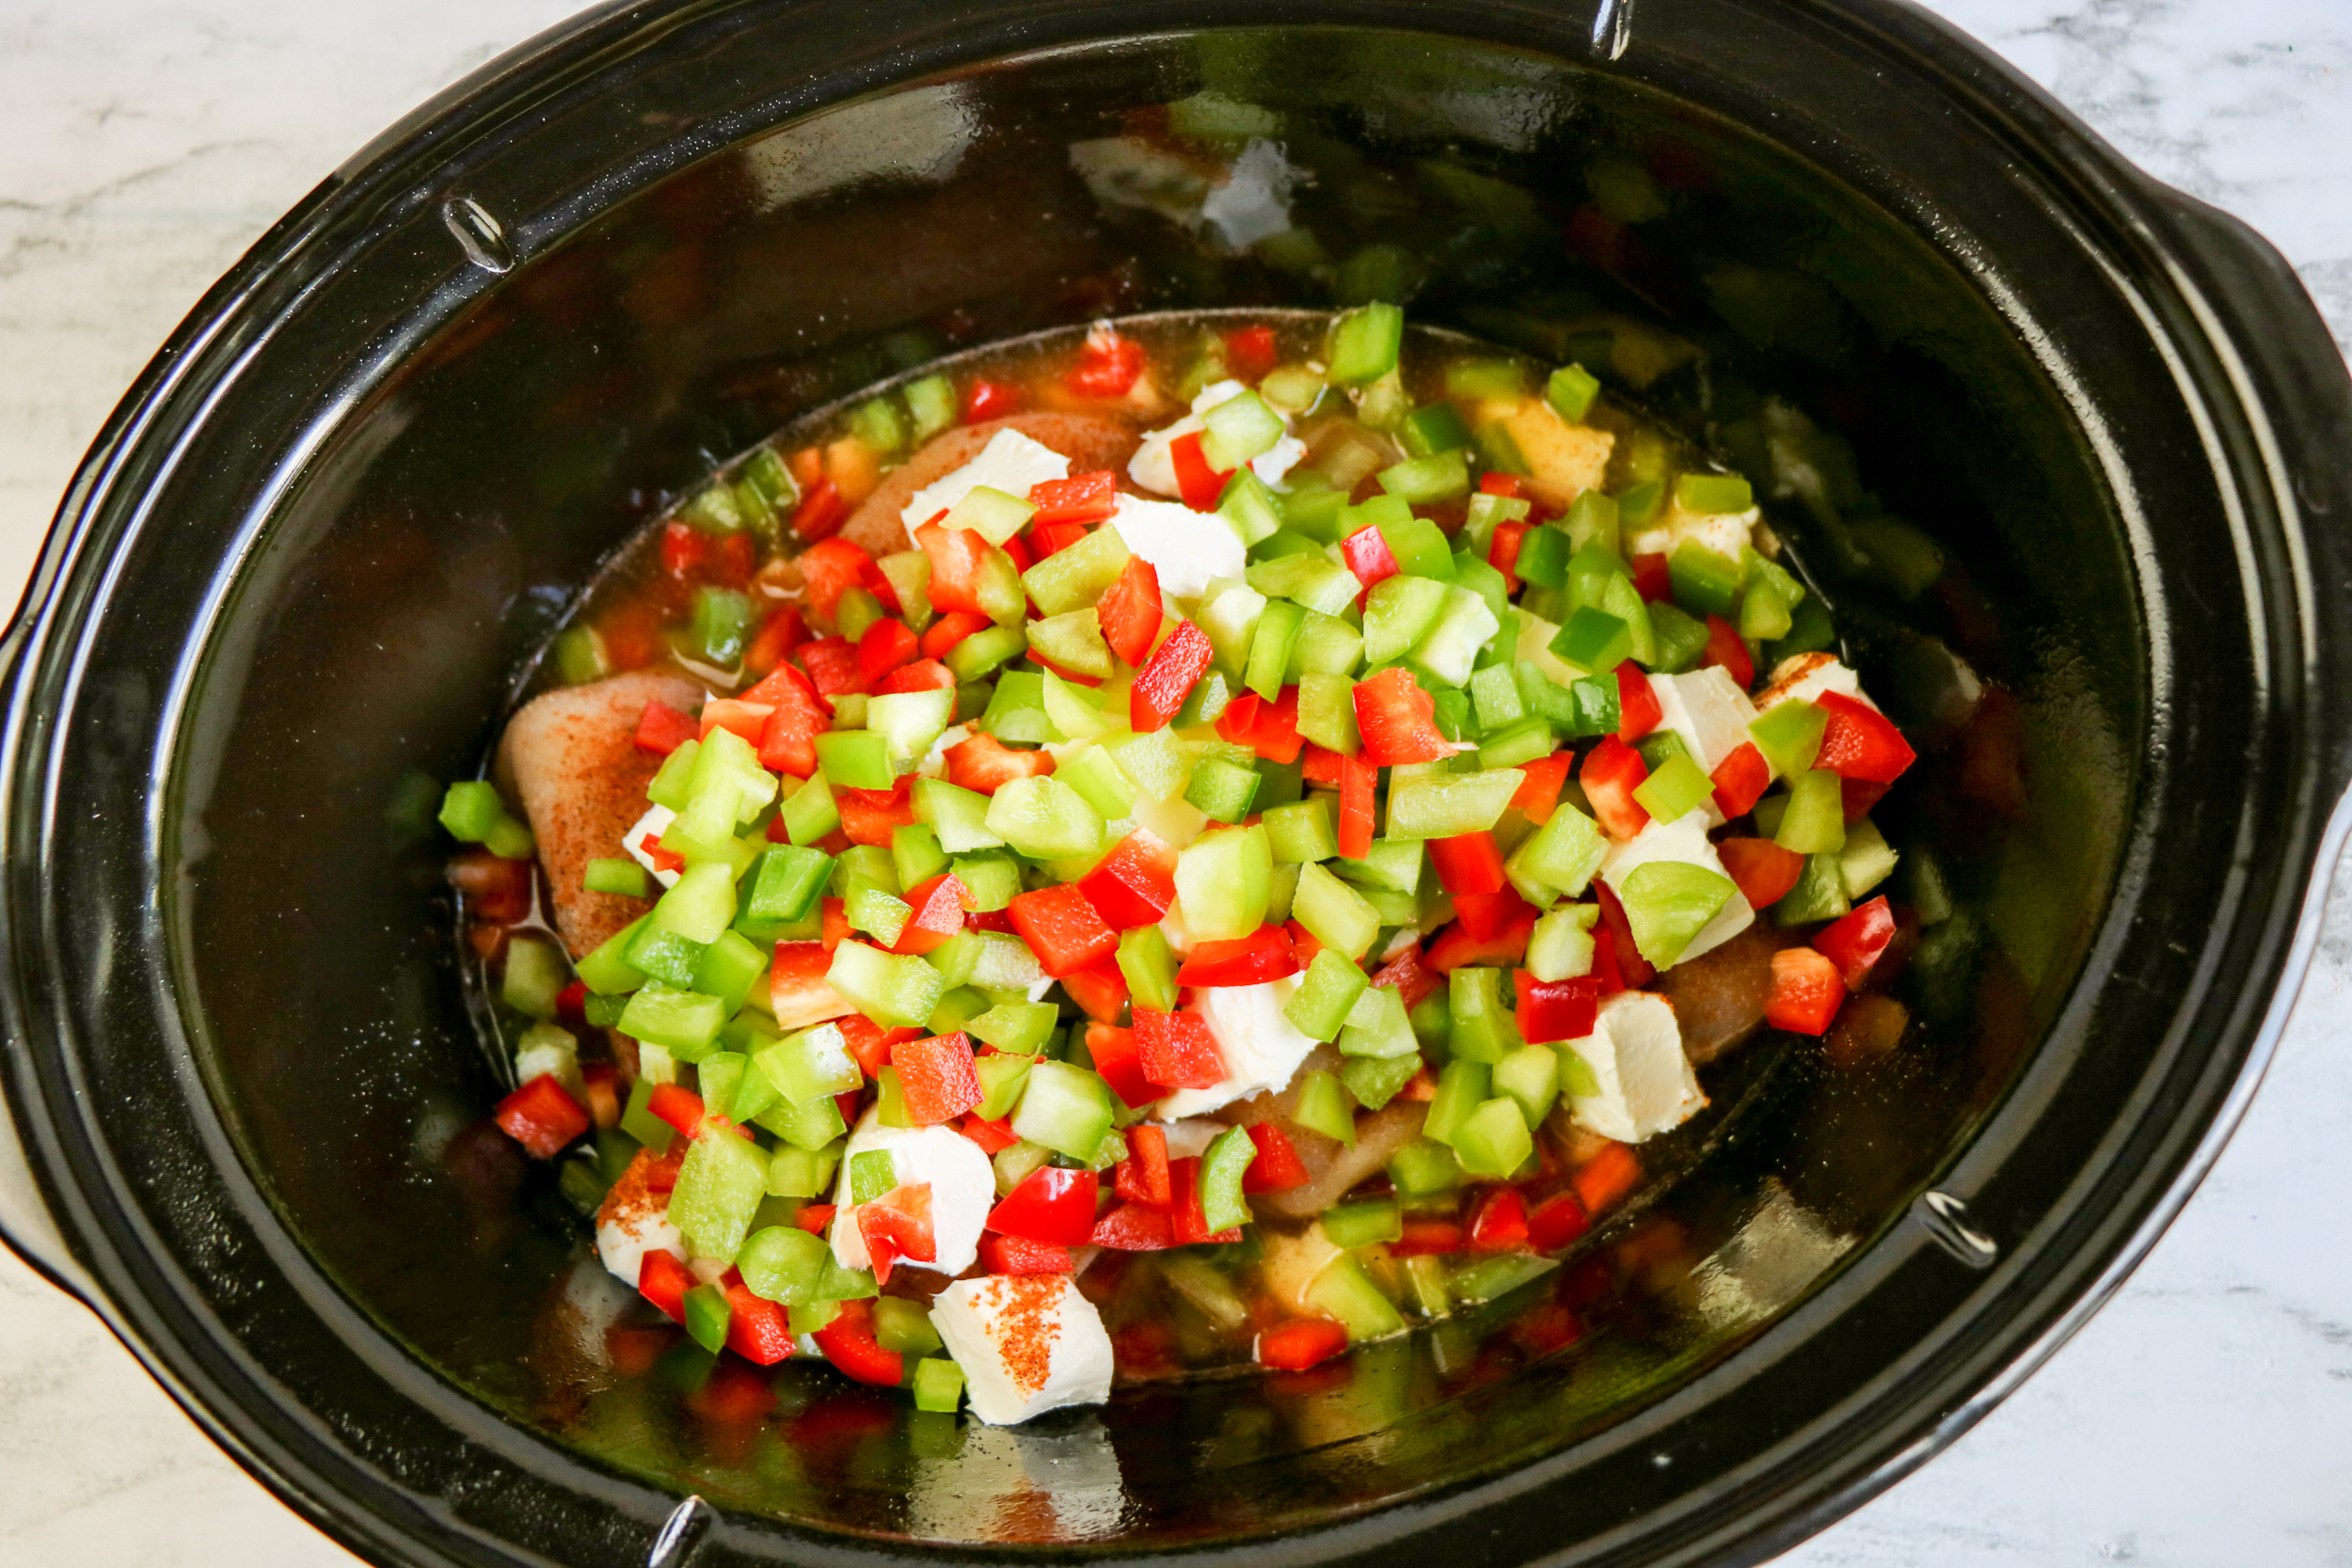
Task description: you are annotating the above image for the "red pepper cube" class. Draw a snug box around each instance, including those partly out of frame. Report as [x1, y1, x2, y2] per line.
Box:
[986, 1165, 1101, 1246]
[960, 1112, 1020, 1154]
[1425, 909, 1536, 971]
[633, 700, 700, 756]
[1242, 1123, 1311, 1194]
[813, 1297, 906, 1386]
[1337, 751, 1377, 860]
[1060, 957, 1130, 1024]
[1450, 886, 1535, 942]
[1258, 1318, 1348, 1370]
[1130, 619, 1215, 733]
[1815, 895, 1898, 990]
[978, 1233, 1076, 1274]
[1764, 947, 1847, 1035]
[1466, 1186, 1531, 1252]
[1517, 973, 1603, 1045]
[1168, 1157, 1243, 1245]
[1219, 683, 1304, 764]
[1168, 430, 1233, 511]
[646, 1084, 707, 1140]
[1223, 324, 1279, 379]
[1581, 735, 1652, 840]
[1815, 691, 1918, 783]
[1097, 555, 1164, 667]
[1340, 525, 1400, 600]
[1077, 830, 1179, 929]
[1368, 943, 1442, 1010]
[700, 697, 774, 747]
[1488, 519, 1531, 594]
[891, 873, 972, 956]
[790, 478, 847, 543]
[875, 657, 956, 694]
[1615, 662, 1661, 743]
[1391, 1218, 1463, 1257]
[1702, 614, 1755, 689]
[797, 537, 880, 621]
[963, 379, 1023, 421]
[1089, 1202, 1175, 1251]
[1717, 837, 1806, 909]
[1174, 927, 1300, 987]
[857, 1184, 937, 1285]
[1068, 325, 1145, 398]
[660, 519, 710, 579]
[722, 1275, 796, 1365]
[1133, 1007, 1226, 1091]
[1591, 881, 1657, 987]
[946, 732, 1057, 794]
[920, 609, 992, 661]
[1527, 1191, 1592, 1253]
[638, 1249, 691, 1323]
[1028, 520, 1091, 558]
[1629, 551, 1672, 603]
[892, 1034, 983, 1125]
[1709, 741, 1772, 820]
[855, 618, 918, 686]
[1353, 667, 1453, 766]
[797, 636, 865, 697]
[1115, 1123, 1173, 1209]
[1082, 1022, 1157, 1109]
[1572, 1143, 1643, 1217]
[495, 1073, 590, 1160]
[836, 780, 916, 847]
[744, 605, 809, 676]
[1511, 752, 1574, 826]
[1008, 883, 1119, 978]
[1027, 469, 1120, 526]
[1429, 832, 1508, 897]
[913, 523, 997, 616]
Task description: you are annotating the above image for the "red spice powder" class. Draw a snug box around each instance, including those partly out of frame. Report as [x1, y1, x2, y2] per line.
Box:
[981, 1275, 1064, 1394]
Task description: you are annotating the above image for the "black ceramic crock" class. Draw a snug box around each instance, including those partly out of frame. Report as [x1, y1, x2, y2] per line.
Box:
[3, 2, 2348, 1564]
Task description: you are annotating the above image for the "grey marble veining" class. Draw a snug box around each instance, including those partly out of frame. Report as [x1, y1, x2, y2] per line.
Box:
[0, 3, 2345, 1564]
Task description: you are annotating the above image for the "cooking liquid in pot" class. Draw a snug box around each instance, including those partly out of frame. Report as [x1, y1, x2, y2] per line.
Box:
[446, 310, 1937, 1449]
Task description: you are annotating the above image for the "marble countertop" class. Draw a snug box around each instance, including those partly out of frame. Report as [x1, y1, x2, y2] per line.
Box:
[1, 2, 2345, 1563]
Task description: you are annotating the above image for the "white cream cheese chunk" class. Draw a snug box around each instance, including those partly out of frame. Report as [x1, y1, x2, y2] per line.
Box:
[1625, 499, 1759, 562]
[930, 1274, 1116, 1426]
[901, 428, 1071, 530]
[1106, 493, 1246, 600]
[1157, 974, 1317, 1118]
[1599, 810, 1756, 966]
[1755, 652, 1879, 713]
[595, 1153, 683, 1289]
[623, 802, 682, 889]
[1651, 667, 1761, 776]
[1562, 990, 1706, 1143]
[826, 1110, 995, 1278]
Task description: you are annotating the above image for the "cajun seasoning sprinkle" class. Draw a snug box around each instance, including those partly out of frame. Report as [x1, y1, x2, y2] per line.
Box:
[983, 1275, 1064, 1395]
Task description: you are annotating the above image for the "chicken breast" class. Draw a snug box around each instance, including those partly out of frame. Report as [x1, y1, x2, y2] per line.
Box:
[1657, 922, 1791, 1066]
[837, 412, 1141, 559]
[1213, 1043, 1429, 1221]
[496, 668, 706, 957]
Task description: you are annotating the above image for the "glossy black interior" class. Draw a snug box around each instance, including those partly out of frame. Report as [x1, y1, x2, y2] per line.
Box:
[5, 4, 2349, 1567]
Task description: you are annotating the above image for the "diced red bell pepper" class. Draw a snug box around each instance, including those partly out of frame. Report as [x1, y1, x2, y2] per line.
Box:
[1354, 668, 1454, 766]
[660, 519, 709, 579]
[1083, 1022, 1157, 1109]
[855, 618, 918, 686]
[1258, 1317, 1348, 1370]
[1214, 684, 1303, 764]
[635, 831, 685, 878]
[495, 1074, 590, 1160]
[1571, 1142, 1642, 1215]
[1480, 471, 1526, 499]
[1175, 927, 1300, 987]
[797, 636, 866, 698]
[1518, 974, 1603, 1044]
[1008, 882, 1119, 978]
[797, 537, 879, 622]
[794, 1203, 834, 1235]
[1702, 614, 1755, 689]
[634, 700, 700, 756]
[1130, 619, 1214, 732]
[1616, 662, 1661, 743]
[1028, 470, 1120, 527]
[1368, 943, 1442, 1010]
[920, 609, 992, 661]
[835, 1015, 898, 1080]
[1452, 885, 1536, 942]
[964, 379, 1023, 421]
[1168, 1156, 1244, 1245]
[1060, 956, 1131, 1024]
[1096, 555, 1164, 667]
[1488, 519, 1531, 594]
[638, 1249, 690, 1323]
[1241, 1123, 1310, 1193]
[1028, 520, 1091, 558]
[1717, 837, 1806, 909]
[1224, 324, 1279, 380]
[559, 982, 593, 1031]
[647, 1085, 707, 1141]
[1581, 735, 1652, 839]
[1425, 907, 1536, 970]
[1467, 1186, 1531, 1252]
[1168, 431, 1232, 512]
[755, 668, 834, 779]
[1511, 752, 1575, 826]
[1340, 525, 1400, 601]
[1592, 880, 1657, 987]
[1077, 832, 1176, 930]
[1133, 1007, 1226, 1090]
[1629, 551, 1672, 603]
[722, 1274, 796, 1365]
[1068, 324, 1145, 398]
[913, 523, 995, 616]
[960, 1112, 1020, 1154]
[1815, 895, 1897, 989]
[945, 733, 1055, 794]
[875, 657, 956, 694]
[744, 606, 809, 676]
[1286, 919, 1325, 968]
[700, 698, 773, 747]
[791, 477, 847, 543]
[1391, 1217, 1464, 1257]
[836, 780, 916, 847]
[1429, 832, 1508, 897]
[892, 1033, 983, 1125]
[1089, 1202, 1175, 1250]
[1528, 1191, 1593, 1252]
[1764, 946, 1846, 1035]
[987, 1165, 1100, 1245]
[1337, 750, 1377, 859]
[813, 1297, 904, 1386]
[1710, 740, 1772, 819]
[1115, 1123, 1173, 1209]
[1842, 776, 1894, 822]
[978, 1233, 1076, 1274]
[857, 1183, 936, 1286]
[1815, 691, 1916, 783]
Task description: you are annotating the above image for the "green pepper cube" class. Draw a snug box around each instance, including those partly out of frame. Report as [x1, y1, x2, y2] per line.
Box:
[912, 1355, 966, 1414]
[617, 982, 726, 1056]
[1526, 903, 1599, 981]
[691, 928, 770, 1014]
[767, 1141, 844, 1201]
[753, 1089, 849, 1151]
[670, 1123, 772, 1262]
[1618, 860, 1737, 967]
[437, 780, 503, 843]
[1174, 825, 1274, 942]
[1291, 863, 1382, 962]
[1116, 925, 1181, 1013]
[1338, 984, 1417, 1059]
[1446, 966, 1521, 1063]
[1452, 1097, 1534, 1179]
[827, 942, 946, 1029]
[1633, 753, 1714, 824]
[1322, 1198, 1404, 1250]
[1378, 513, 1456, 580]
[1675, 472, 1754, 515]
[1774, 768, 1848, 855]
[1285, 949, 1371, 1042]
[815, 730, 895, 792]
[755, 1022, 861, 1105]
[738, 1223, 832, 1304]
[1552, 607, 1633, 674]
[1200, 389, 1287, 471]
[968, 999, 1057, 1054]
[1200, 1125, 1258, 1234]
[1263, 798, 1340, 864]
[1548, 362, 1602, 424]
[1492, 1042, 1561, 1128]
[1387, 1136, 1461, 1196]
[1327, 303, 1404, 387]
[1184, 755, 1262, 824]
[1009, 1059, 1118, 1162]
[783, 772, 840, 847]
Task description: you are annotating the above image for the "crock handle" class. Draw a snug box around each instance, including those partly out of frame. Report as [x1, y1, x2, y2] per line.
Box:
[2140, 186, 2352, 786]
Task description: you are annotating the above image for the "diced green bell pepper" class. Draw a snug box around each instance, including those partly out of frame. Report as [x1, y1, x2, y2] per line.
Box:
[1775, 768, 1847, 854]
[1618, 860, 1737, 967]
[1386, 768, 1524, 839]
[1174, 825, 1272, 941]
[1446, 967, 1521, 1063]
[1292, 1068, 1357, 1143]
[827, 942, 946, 1029]
[1009, 1059, 1118, 1161]
[671, 1124, 771, 1262]
[1452, 1097, 1534, 1178]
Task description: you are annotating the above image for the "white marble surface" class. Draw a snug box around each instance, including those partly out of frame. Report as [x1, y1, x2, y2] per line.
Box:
[0, 2, 2345, 1563]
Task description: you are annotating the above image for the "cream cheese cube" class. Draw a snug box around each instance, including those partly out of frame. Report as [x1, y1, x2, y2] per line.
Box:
[1599, 810, 1756, 966]
[901, 428, 1071, 530]
[1156, 974, 1317, 1118]
[826, 1110, 996, 1278]
[595, 1153, 683, 1288]
[1756, 653, 1878, 714]
[930, 1275, 1116, 1426]
[1252, 434, 1308, 488]
[1562, 990, 1705, 1143]
[1106, 493, 1246, 600]
[1651, 667, 1760, 775]
[1625, 499, 1758, 562]
[623, 802, 682, 889]
[1127, 379, 1247, 496]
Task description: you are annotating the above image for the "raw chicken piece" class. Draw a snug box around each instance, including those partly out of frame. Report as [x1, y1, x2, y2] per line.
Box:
[1657, 922, 1790, 1066]
[1213, 1043, 1430, 1221]
[497, 669, 704, 958]
[835, 413, 1140, 558]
